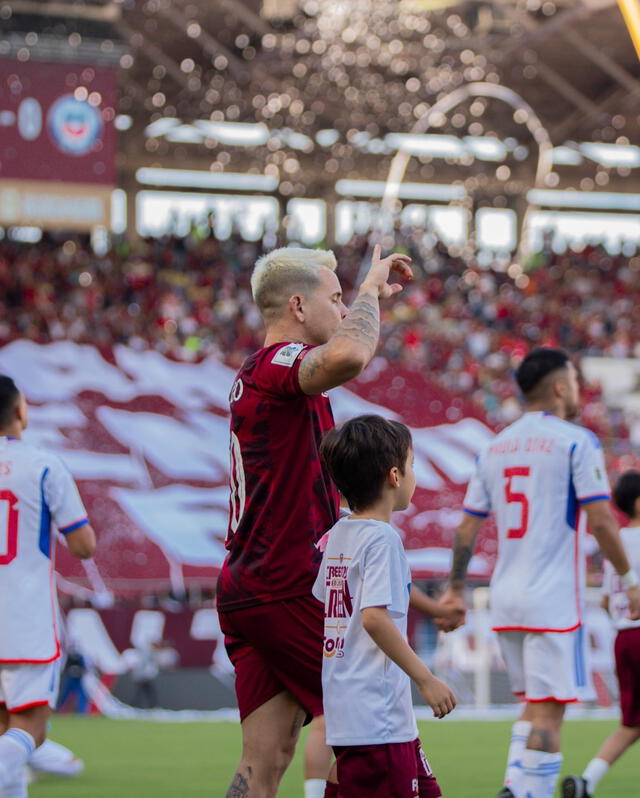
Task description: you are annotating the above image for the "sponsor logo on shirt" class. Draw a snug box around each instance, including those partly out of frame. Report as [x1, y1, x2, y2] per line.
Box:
[324, 555, 352, 658]
[271, 342, 305, 367]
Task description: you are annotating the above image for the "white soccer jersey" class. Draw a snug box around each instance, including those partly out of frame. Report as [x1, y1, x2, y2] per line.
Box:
[463, 412, 610, 633]
[312, 517, 418, 746]
[0, 437, 88, 663]
[602, 527, 640, 631]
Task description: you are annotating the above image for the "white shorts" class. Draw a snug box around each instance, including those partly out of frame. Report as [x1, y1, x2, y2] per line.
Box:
[497, 626, 595, 703]
[0, 660, 61, 713]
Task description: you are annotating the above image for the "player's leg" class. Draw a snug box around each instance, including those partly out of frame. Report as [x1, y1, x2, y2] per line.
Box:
[28, 737, 85, 777]
[225, 689, 307, 798]
[518, 630, 588, 798]
[495, 632, 530, 797]
[0, 704, 50, 798]
[562, 626, 640, 797]
[304, 715, 333, 798]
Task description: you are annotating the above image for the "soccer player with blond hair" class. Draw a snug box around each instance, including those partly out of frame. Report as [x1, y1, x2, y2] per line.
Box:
[217, 244, 413, 798]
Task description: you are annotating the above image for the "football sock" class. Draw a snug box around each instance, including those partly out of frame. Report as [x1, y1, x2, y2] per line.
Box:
[520, 749, 562, 798]
[323, 780, 340, 798]
[29, 738, 83, 775]
[503, 720, 531, 792]
[582, 757, 609, 794]
[0, 729, 35, 792]
[305, 778, 327, 798]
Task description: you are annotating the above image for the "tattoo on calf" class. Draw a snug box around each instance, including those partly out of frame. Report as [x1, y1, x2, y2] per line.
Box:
[225, 767, 252, 798]
[528, 727, 554, 752]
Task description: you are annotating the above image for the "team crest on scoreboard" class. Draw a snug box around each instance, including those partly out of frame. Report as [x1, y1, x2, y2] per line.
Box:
[47, 95, 103, 156]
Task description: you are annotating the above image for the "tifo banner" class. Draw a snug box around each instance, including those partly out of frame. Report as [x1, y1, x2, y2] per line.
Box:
[0, 341, 497, 597]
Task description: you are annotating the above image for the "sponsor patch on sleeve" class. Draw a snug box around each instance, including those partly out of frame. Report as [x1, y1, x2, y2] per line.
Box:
[271, 342, 305, 367]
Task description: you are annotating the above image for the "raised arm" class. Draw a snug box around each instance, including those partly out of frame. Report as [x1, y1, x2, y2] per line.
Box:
[583, 500, 640, 619]
[298, 245, 412, 395]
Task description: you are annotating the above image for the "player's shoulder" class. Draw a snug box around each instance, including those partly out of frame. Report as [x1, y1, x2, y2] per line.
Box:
[252, 342, 309, 369]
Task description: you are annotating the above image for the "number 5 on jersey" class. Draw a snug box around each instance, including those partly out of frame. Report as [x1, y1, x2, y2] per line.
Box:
[503, 466, 530, 539]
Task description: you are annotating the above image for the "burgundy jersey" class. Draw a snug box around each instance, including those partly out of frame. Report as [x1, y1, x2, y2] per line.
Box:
[216, 342, 340, 612]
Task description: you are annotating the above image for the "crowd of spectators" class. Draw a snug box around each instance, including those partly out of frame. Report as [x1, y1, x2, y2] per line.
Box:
[2, 221, 640, 467]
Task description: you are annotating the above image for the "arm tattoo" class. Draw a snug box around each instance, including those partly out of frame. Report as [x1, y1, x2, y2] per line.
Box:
[225, 767, 252, 798]
[450, 530, 473, 590]
[333, 291, 380, 355]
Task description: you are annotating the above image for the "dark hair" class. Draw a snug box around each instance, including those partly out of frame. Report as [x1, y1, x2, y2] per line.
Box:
[0, 376, 20, 429]
[320, 414, 412, 512]
[515, 348, 571, 397]
[614, 471, 640, 518]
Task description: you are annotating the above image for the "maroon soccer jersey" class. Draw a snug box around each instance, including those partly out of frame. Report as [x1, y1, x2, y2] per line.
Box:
[216, 342, 340, 612]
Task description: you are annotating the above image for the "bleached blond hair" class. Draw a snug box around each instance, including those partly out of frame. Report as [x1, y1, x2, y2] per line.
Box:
[251, 247, 337, 320]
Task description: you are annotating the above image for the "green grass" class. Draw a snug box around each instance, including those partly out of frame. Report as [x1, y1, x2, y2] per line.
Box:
[30, 716, 639, 797]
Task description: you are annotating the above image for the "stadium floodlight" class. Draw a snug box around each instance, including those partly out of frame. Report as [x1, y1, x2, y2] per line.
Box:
[385, 133, 465, 158]
[580, 142, 640, 168]
[135, 168, 279, 192]
[463, 137, 507, 162]
[528, 189, 640, 211]
[193, 120, 270, 146]
[144, 118, 181, 138]
[551, 146, 583, 166]
[336, 179, 466, 201]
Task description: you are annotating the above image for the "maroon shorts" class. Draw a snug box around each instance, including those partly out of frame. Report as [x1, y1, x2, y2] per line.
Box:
[333, 738, 442, 798]
[614, 627, 640, 727]
[219, 595, 323, 723]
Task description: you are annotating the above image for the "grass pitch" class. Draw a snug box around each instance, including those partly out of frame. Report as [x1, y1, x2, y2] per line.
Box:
[31, 716, 637, 797]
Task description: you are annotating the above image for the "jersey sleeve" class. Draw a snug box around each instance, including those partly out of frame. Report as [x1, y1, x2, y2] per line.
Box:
[360, 535, 409, 619]
[463, 456, 491, 518]
[254, 343, 312, 398]
[571, 432, 611, 504]
[42, 455, 89, 535]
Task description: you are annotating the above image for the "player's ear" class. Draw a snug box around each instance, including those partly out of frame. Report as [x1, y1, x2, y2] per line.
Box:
[388, 466, 400, 487]
[289, 293, 305, 322]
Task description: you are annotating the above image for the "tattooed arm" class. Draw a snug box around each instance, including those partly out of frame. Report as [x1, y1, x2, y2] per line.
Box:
[298, 245, 412, 395]
[437, 513, 484, 630]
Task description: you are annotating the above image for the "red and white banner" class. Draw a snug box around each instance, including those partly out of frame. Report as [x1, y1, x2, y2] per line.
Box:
[0, 341, 498, 597]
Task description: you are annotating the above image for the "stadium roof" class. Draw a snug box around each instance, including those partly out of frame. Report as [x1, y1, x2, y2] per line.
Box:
[4, 0, 640, 201]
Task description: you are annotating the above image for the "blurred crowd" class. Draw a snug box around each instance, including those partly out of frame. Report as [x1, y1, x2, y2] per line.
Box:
[2, 223, 640, 466]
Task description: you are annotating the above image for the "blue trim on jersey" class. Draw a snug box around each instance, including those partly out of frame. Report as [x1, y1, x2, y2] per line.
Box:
[574, 625, 586, 687]
[59, 518, 89, 535]
[578, 494, 611, 505]
[39, 467, 52, 558]
[565, 444, 578, 531]
[463, 507, 489, 519]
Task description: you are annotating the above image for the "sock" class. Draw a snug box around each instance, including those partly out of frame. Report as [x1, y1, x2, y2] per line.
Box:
[29, 738, 83, 776]
[582, 757, 609, 794]
[520, 749, 562, 798]
[305, 778, 327, 798]
[323, 781, 339, 798]
[504, 720, 531, 792]
[0, 729, 36, 792]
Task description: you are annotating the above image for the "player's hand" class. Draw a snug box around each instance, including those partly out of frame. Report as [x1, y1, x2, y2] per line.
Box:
[434, 602, 465, 632]
[437, 587, 466, 632]
[360, 244, 412, 300]
[418, 675, 456, 719]
[626, 585, 640, 620]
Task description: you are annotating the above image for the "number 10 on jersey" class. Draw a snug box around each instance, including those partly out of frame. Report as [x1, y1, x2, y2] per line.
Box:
[503, 466, 530, 539]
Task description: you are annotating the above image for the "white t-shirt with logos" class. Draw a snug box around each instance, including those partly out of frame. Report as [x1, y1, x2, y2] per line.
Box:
[602, 526, 640, 631]
[463, 412, 611, 633]
[312, 516, 418, 746]
[0, 437, 89, 662]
